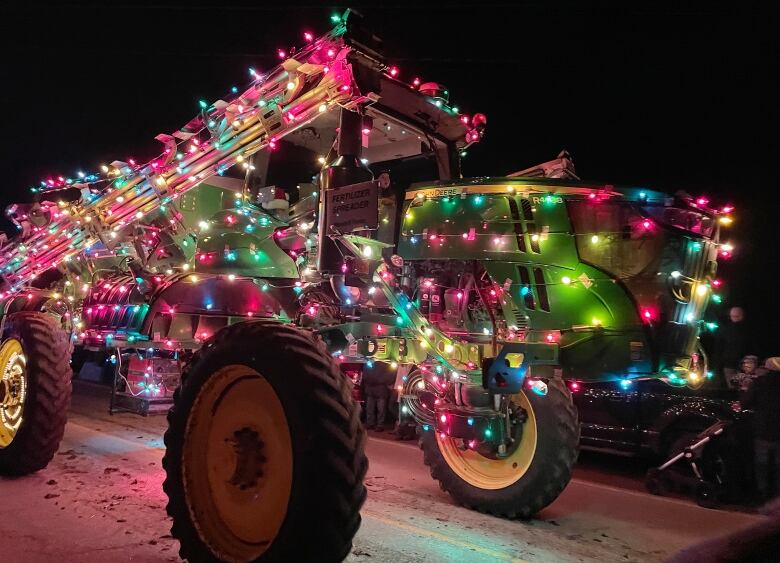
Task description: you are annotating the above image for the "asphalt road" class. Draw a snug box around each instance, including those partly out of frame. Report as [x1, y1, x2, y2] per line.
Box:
[0, 383, 765, 562]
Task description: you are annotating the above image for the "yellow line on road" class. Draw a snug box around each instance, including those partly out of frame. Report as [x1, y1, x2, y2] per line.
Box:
[363, 509, 530, 562]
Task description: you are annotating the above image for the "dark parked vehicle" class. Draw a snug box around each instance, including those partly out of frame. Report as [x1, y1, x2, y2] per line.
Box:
[572, 376, 754, 503]
[573, 378, 743, 458]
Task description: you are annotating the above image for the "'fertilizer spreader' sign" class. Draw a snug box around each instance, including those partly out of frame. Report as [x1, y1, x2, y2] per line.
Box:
[325, 181, 379, 232]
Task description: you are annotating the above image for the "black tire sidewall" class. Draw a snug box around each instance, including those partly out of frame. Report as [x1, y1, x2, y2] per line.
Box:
[0, 312, 71, 474]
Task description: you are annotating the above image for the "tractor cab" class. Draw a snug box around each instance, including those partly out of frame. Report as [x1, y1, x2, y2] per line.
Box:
[392, 177, 725, 387]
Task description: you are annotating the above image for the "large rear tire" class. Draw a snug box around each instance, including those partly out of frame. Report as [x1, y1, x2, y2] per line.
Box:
[0, 312, 72, 475]
[163, 320, 368, 563]
[419, 377, 578, 518]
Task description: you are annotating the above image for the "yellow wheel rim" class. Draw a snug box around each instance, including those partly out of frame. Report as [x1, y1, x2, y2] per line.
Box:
[0, 338, 27, 448]
[437, 392, 537, 490]
[182, 364, 293, 561]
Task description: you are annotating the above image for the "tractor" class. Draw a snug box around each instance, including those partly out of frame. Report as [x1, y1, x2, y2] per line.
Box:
[0, 9, 733, 562]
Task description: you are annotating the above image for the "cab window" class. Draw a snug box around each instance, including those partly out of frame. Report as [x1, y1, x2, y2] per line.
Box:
[568, 200, 664, 279]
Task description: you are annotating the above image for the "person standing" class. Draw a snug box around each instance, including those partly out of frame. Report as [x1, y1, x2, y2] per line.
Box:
[362, 361, 396, 432]
[718, 307, 752, 382]
[742, 357, 780, 502]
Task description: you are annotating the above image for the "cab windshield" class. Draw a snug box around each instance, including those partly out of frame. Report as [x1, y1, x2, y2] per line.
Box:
[567, 200, 665, 280]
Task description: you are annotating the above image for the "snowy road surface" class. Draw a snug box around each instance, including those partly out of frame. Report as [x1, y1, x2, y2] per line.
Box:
[0, 383, 764, 562]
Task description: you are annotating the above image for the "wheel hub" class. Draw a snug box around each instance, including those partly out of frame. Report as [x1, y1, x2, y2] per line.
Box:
[181, 365, 294, 560]
[0, 338, 27, 447]
[436, 391, 538, 490]
[227, 427, 266, 491]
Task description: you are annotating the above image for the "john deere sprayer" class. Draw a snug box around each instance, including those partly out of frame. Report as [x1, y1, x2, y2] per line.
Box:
[0, 9, 734, 562]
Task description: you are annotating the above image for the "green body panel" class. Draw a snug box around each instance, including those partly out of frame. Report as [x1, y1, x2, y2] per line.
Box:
[194, 207, 298, 279]
[178, 182, 241, 228]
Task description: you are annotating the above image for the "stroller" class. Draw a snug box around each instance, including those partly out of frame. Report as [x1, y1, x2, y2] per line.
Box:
[645, 420, 732, 508]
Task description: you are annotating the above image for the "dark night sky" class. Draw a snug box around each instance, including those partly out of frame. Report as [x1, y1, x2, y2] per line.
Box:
[1, 2, 776, 351]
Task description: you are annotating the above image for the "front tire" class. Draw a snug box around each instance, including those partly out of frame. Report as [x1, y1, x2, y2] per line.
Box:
[163, 320, 368, 563]
[0, 312, 72, 475]
[420, 378, 578, 518]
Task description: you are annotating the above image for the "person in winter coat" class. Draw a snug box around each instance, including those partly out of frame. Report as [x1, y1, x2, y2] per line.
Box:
[362, 361, 396, 432]
[718, 307, 753, 381]
[742, 357, 780, 501]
